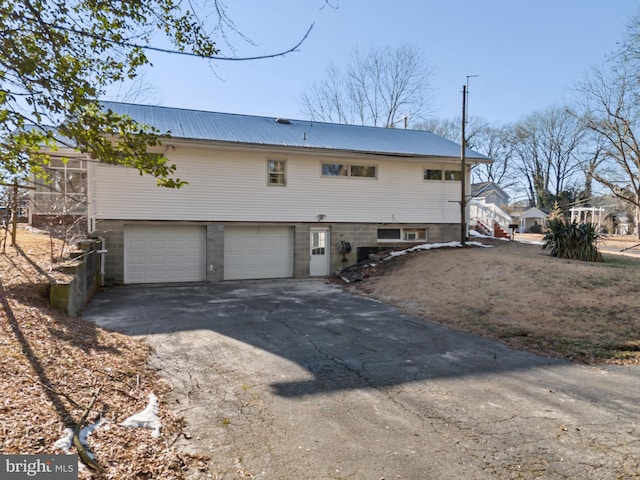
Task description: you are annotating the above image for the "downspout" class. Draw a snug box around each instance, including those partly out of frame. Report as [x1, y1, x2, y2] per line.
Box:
[96, 236, 107, 286]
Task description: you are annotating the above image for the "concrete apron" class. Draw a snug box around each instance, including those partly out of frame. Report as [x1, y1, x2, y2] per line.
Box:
[83, 279, 640, 480]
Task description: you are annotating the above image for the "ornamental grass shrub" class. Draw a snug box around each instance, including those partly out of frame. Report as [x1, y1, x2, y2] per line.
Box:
[542, 218, 603, 262]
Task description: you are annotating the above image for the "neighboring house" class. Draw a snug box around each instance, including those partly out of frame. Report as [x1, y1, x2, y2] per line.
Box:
[52, 101, 491, 285]
[1, 199, 29, 221]
[470, 181, 510, 206]
[513, 207, 549, 233]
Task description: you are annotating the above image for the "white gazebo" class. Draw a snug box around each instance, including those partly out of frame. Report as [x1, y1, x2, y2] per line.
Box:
[570, 206, 605, 229]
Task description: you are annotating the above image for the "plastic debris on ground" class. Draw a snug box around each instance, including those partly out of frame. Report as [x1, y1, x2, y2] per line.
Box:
[120, 393, 163, 438]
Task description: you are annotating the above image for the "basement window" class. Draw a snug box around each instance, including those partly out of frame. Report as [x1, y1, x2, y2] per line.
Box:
[377, 228, 401, 240]
[377, 228, 427, 242]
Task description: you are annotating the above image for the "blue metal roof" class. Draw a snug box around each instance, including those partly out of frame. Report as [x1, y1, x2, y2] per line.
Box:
[100, 101, 490, 161]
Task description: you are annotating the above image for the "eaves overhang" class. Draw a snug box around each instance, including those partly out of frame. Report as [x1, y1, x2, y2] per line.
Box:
[159, 136, 494, 165]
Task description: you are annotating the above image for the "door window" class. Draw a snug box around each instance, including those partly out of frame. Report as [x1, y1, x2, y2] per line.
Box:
[311, 231, 326, 255]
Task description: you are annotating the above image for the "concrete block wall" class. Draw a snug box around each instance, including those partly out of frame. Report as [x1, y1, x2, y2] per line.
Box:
[331, 224, 377, 273]
[293, 223, 379, 276]
[206, 224, 225, 282]
[92, 220, 460, 285]
[427, 223, 459, 243]
[293, 224, 310, 278]
[49, 239, 100, 316]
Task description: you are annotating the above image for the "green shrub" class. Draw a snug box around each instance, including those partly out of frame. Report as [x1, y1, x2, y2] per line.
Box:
[542, 218, 603, 262]
[529, 223, 543, 234]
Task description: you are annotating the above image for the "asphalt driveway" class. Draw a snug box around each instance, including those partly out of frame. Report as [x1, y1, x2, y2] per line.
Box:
[83, 279, 640, 479]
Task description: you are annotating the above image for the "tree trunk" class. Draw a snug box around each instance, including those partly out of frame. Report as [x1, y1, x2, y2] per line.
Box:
[636, 194, 640, 239]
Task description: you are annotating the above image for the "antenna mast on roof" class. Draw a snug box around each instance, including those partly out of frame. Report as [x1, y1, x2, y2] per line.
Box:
[394, 113, 411, 129]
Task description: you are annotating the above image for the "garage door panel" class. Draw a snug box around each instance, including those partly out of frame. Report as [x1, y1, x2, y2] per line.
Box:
[225, 253, 258, 263]
[224, 226, 293, 280]
[148, 255, 166, 265]
[166, 255, 185, 265]
[125, 225, 206, 284]
[227, 238, 258, 252]
[148, 239, 166, 250]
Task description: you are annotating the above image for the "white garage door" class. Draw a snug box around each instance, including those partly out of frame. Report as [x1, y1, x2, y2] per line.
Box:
[224, 226, 294, 280]
[125, 225, 206, 284]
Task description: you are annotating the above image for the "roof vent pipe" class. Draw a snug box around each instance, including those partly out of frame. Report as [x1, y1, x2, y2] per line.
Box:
[275, 118, 290, 124]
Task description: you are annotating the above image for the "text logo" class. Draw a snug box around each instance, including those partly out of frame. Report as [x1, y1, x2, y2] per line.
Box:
[1, 455, 77, 479]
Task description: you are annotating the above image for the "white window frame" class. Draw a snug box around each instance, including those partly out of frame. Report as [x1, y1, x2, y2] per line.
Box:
[423, 168, 462, 182]
[322, 163, 377, 179]
[377, 227, 427, 243]
[32, 157, 88, 215]
[267, 159, 287, 186]
[444, 169, 462, 181]
[423, 169, 443, 181]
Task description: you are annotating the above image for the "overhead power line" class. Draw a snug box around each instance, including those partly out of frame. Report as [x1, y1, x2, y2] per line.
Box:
[15, 12, 314, 62]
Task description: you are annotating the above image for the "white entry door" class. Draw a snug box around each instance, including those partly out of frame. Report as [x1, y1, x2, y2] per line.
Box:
[309, 228, 330, 276]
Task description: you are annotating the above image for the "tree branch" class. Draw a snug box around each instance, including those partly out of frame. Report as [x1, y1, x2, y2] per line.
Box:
[19, 12, 314, 62]
[73, 386, 105, 473]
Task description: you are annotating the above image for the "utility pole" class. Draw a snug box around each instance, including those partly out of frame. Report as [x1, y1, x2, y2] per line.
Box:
[460, 76, 478, 247]
[460, 85, 467, 246]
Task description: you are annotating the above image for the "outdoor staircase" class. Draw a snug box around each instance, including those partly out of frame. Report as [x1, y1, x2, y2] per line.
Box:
[493, 222, 510, 239]
[469, 199, 512, 240]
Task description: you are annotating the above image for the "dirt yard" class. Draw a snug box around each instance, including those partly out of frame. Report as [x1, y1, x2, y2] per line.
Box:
[0, 227, 205, 479]
[350, 235, 640, 365]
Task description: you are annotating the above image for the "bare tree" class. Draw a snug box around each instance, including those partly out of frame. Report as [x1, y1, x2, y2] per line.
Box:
[572, 129, 609, 204]
[300, 44, 434, 126]
[511, 107, 584, 209]
[417, 116, 516, 190]
[416, 117, 459, 142]
[102, 69, 161, 105]
[575, 17, 640, 236]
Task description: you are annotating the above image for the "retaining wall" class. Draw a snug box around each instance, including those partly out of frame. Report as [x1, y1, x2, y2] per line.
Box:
[49, 239, 101, 316]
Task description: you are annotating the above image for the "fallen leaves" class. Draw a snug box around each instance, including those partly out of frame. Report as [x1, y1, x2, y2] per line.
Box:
[0, 226, 203, 478]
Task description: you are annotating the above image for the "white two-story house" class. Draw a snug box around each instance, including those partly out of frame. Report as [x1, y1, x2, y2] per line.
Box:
[62, 101, 490, 284]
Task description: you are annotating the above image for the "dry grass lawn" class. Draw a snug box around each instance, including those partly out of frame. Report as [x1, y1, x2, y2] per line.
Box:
[351, 236, 640, 365]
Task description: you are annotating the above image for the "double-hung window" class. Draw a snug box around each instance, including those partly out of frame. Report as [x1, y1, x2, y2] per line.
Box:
[268, 160, 286, 186]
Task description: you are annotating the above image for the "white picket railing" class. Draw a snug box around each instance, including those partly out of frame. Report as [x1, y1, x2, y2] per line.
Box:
[469, 199, 512, 236]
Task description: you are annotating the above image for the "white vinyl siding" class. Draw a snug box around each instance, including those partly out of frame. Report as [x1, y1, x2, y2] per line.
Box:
[124, 225, 206, 284]
[91, 145, 461, 224]
[224, 226, 293, 280]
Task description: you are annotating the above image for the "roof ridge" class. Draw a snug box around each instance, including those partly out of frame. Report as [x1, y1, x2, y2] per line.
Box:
[98, 100, 432, 133]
